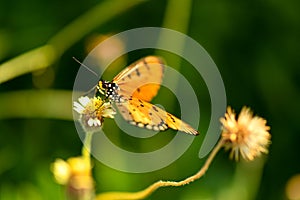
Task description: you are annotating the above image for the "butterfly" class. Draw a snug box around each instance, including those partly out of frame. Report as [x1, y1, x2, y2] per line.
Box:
[97, 56, 199, 135]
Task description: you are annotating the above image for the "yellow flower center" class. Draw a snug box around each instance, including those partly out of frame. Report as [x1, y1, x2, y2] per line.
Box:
[229, 133, 237, 142]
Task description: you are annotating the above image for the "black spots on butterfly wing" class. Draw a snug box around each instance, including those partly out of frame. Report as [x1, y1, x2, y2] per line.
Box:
[115, 97, 198, 135]
[143, 56, 165, 70]
[115, 98, 167, 131]
[138, 99, 145, 107]
[137, 101, 169, 131]
[113, 56, 164, 83]
[148, 103, 199, 135]
[152, 106, 159, 112]
[115, 102, 132, 121]
[112, 56, 165, 102]
[132, 84, 161, 102]
[135, 68, 141, 77]
[126, 98, 197, 135]
[116, 97, 199, 135]
[116, 102, 146, 128]
[167, 113, 176, 123]
[129, 99, 152, 125]
[117, 99, 152, 126]
[165, 113, 199, 135]
[142, 56, 164, 82]
[142, 59, 150, 70]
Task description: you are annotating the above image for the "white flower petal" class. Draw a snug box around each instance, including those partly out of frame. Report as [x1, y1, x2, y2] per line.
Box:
[78, 96, 91, 107]
[73, 102, 85, 114]
[87, 118, 94, 127]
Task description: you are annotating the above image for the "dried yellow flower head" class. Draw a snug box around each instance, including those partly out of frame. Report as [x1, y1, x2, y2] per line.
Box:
[73, 96, 116, 131]
[51, 157, 94, 199]
[51, 157, 92, 185]
[220, 106, 271, 161]
[51, 159, 71, 185]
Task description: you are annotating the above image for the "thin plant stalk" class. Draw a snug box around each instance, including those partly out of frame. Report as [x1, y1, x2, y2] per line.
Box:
[96, 138, 225, 200]
[82, 131, 94, 165]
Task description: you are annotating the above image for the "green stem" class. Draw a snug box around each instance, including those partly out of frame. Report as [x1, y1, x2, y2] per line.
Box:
[82, 131, 94, 162]
[96, 139, 225, 200]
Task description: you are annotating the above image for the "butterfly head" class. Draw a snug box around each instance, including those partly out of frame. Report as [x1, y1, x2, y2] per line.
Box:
[97, 80, 106, 95]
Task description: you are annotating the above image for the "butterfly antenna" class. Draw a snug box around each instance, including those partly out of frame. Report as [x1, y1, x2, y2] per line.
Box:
[73, 57, 100, 97]
[72, 57, 99, 78]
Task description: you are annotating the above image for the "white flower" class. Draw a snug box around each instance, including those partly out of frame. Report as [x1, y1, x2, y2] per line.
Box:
[73, 96, 116, 130]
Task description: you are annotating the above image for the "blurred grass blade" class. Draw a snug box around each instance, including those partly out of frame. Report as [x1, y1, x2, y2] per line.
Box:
[0, 90, 73, 120]
[48, 0, 146, 54]
[0, 0, 146, 84]
[0, 45, 56, 84]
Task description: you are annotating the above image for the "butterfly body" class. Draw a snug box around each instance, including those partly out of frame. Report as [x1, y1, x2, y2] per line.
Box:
[98, 80, 124, 102]
[97, 56, 199, 135]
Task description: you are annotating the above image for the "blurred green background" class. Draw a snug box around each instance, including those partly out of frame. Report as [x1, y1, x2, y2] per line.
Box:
[1, 0, 300, 199]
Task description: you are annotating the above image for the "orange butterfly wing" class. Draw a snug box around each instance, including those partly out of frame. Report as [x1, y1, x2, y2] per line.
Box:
[100, 56, 198, 135]
[112, 56, 164, 102]
[115, 97, 199, 135]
